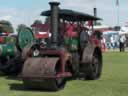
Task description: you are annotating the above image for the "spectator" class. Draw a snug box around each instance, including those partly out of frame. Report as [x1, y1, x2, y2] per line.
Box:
[101, 36, 106, 52]
[119, 35, 126, 52]
[110, 36, 115, 49]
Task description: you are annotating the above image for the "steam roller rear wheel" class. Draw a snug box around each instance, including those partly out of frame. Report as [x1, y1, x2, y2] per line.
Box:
[85, 52, 102, 80]
[71, 52, 79, 77]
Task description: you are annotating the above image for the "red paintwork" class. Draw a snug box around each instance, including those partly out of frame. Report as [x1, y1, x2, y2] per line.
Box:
[35, 33, 49, 39]
[31, 24, 50, 32]
[90, 35, 101, 48]
[32, 23, 101, 47]
[32, 24, 50, 39]
[39, 49, 72, 77]
[5, 32, 10, 35]
[31, 23, 101, 78]
[0, 37, 5, 43]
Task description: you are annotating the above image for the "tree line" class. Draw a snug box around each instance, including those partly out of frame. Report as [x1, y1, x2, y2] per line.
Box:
[0, 19, 43, 33]
[0, 18, 105, 34]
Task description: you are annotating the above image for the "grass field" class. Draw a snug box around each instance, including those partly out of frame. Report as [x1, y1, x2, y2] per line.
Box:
[0, 52, 128, 96]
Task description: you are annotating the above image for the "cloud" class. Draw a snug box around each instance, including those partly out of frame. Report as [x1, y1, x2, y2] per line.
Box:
[0, 8, 17, 16]
[0, 7, 44, 32]
[0, 0, 127, 29]
[60, 0, 128, 26]
[61, 0, 94, 13]
[0, 15, 12, 21]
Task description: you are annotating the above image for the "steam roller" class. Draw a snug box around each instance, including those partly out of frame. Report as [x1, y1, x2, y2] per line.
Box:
[0, 27, 34, 74]
[20, 1, 103, 91]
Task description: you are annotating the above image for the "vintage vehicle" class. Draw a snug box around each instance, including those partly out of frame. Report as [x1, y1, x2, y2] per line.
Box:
[0, 26, 34, 74]
[20, 1, 103, 91]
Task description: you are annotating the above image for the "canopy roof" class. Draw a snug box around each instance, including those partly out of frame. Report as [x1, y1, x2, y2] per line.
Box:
[41, 9, 102, 21]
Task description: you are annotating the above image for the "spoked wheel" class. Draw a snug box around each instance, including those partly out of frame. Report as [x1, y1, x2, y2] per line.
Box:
[85, 52, 102, 80]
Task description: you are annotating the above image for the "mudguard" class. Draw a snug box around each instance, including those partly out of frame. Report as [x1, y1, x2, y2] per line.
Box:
[21, 57, 59, 78]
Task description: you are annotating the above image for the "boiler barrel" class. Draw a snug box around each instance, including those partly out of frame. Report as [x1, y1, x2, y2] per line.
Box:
[0, 44, 17, 57]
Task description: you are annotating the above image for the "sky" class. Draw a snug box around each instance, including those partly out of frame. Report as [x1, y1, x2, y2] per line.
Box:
[0, 0, 128, 30]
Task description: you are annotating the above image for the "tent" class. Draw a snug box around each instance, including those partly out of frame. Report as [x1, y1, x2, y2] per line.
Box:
[119, 26, 128, 35]
[103, 31, 119, 35]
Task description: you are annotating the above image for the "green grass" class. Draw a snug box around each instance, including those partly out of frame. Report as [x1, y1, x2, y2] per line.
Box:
[0, 52, 128, 96]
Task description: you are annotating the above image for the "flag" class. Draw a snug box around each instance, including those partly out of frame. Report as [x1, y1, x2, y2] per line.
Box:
[116, 0, 119, 6]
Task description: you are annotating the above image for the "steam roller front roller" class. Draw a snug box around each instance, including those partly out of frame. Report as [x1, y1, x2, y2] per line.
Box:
[0, 27, 35, 74]
[21, 57, 69, 91]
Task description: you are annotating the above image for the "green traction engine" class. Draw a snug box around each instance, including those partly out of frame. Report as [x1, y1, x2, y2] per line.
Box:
[0, 27, 34, 74]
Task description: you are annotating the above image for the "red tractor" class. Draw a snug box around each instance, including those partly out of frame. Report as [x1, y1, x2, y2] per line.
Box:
[20, 1, 103, 91]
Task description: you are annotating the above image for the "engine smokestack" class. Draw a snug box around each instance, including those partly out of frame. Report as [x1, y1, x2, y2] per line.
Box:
[49, 1, 60, 48]
[94, 7, 97, 25]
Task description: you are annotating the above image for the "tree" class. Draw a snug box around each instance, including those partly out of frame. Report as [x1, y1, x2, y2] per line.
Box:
[16, 24, 27, 32]
[114, 26, 120, 31]
[96, 22, 102, 26]
[0, 20, 14, 33]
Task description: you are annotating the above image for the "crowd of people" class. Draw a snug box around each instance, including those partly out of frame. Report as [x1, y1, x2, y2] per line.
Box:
[101, 34, 127, 52]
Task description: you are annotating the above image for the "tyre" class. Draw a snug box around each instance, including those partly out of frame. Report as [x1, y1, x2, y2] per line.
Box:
[71, 52, 80, 76]
[85, 52, 102, 80]
[0, 55, 23, 75]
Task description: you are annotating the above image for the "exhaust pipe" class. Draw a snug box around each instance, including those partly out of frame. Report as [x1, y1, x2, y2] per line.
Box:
[49, 1, 60, 48]
[93, 7, 97, 25]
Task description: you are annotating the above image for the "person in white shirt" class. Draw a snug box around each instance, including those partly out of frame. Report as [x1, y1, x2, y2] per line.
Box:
[110, 36, 115, 49]
[101, 36, 106, 52]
